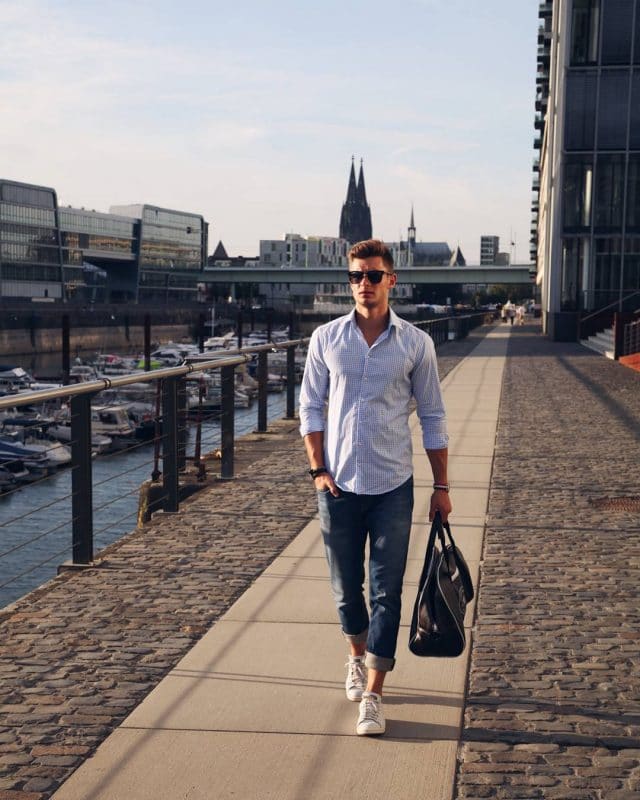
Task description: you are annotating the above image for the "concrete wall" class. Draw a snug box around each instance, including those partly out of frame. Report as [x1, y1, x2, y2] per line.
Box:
[0, 324, 192, 361]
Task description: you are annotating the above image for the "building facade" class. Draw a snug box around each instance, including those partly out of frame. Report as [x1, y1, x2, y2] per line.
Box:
[258, 233, 348, 268]
[480, 235, 500, 265]
[533, 0, 640, 338]
[0, 179, 208, 304]
[388, 209, 461, 268]
[0, 180, 64, 301]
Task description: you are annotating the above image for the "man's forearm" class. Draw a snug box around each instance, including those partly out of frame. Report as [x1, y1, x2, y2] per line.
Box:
[304, 431, 326, 469]
[426, 447, 448, 485]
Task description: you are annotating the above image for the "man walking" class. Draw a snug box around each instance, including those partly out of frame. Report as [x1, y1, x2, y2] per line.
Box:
[299, 238, 451, 736]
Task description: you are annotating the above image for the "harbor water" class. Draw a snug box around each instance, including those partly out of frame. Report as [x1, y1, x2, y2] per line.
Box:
[0, 391, 299, 610]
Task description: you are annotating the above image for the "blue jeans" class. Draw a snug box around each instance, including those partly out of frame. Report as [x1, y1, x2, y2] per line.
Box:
[317, 477, 414, 672]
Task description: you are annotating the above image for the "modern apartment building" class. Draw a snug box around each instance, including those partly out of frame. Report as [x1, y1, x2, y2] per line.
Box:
[480, 235, 500, 265]
[533, 0, 640, 339]
[0, 179, 208, 304]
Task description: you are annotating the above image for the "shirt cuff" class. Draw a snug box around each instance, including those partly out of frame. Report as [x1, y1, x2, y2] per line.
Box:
[422, 427, 449, 451]
[299, 414, 326, 438]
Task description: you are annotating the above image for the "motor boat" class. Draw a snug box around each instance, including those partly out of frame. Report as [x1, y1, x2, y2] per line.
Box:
[90, 405, 137, 450]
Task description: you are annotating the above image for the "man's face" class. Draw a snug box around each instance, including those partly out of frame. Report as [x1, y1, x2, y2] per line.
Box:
[348, 256, 397, 311]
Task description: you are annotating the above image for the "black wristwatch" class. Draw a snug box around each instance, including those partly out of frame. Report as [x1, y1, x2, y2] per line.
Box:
[308, 466, 328, 479]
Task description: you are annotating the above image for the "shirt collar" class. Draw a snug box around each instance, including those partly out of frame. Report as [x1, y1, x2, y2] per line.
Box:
[347, 306, 405, 333]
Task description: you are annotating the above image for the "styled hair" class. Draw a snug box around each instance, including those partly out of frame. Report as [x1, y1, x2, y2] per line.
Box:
[348, 239, 394, 271]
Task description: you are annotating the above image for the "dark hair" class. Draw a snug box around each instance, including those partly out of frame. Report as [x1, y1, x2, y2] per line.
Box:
[348, 239, 394, 271]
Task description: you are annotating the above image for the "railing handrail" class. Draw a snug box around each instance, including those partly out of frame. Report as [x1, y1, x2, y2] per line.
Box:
[0, 354, 252, 412]
[580, 290, 640, 324]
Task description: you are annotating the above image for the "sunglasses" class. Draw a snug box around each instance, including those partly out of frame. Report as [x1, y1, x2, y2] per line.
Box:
[347, 270, 391, 285]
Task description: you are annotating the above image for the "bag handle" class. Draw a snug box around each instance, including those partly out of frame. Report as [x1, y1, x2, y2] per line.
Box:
[431, 512, 474, 601]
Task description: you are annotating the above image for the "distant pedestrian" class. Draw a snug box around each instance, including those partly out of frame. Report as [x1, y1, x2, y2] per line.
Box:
[504, 300, 516, 326]
[299, 238, 451, 737]
[516, 305, 525, 325]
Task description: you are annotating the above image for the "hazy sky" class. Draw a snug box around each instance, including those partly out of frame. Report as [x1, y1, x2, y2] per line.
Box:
[1, 0, 538, 263]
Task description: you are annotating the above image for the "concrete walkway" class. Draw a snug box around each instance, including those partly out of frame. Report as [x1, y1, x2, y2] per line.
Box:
[52, 327, 510, 800]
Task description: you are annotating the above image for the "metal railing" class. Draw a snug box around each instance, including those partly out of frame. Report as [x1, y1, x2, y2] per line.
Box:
[0, 340, 306, 586]
[579, 291, 640, 341]
[414, 312, 492, 344]
[623, 318, 640, 357]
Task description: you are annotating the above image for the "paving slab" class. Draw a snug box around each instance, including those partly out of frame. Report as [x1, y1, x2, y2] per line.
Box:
[51, 730, 458, 800]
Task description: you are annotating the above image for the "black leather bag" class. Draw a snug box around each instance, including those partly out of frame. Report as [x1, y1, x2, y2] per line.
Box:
[409, 513, 474, 658]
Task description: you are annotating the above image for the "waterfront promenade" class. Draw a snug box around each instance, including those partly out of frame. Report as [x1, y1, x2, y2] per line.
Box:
[1, 321, 639, 798]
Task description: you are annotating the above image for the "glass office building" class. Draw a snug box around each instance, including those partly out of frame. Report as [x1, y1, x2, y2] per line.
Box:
[0, 180, 64, 300]
[111, 204, 207, 303]
[0, 181, 208, 304]
[534, 0, 640, 338]
[58, 208, 138, 302]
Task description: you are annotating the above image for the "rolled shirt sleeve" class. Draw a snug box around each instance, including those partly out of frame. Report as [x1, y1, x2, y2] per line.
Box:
[412, 334, 449, 451]
[299, 328, 329, 437]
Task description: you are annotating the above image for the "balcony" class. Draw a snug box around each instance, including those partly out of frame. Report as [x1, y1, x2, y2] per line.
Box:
[538, 2, 552, 19]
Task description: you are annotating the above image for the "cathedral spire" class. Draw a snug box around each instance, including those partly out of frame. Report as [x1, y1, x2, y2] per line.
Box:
[339, 157, 373, 244]
[345, 156, 357, 203]
[356, 158, 368, 206]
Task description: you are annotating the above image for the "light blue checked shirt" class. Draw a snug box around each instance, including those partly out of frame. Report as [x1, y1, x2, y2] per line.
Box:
[299, 308, 448, 495]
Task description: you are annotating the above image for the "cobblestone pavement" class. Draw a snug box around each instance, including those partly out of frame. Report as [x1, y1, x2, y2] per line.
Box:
[0, 325, 489, 800]
[457, 323, 640, 800]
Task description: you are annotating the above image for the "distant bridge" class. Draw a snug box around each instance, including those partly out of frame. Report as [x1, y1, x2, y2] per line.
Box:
[201, 264, 534, 286]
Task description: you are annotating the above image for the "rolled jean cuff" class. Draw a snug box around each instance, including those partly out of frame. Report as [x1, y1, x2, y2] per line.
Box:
[365, 652, 395, 672]
[343, 628, 368, 646]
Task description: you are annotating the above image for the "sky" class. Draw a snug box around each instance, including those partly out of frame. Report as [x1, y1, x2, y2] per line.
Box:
[1, 0, 539, 264]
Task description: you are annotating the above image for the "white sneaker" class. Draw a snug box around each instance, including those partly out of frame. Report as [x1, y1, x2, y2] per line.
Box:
[356, 691, 385, 736]
[345, 655, 367, 702]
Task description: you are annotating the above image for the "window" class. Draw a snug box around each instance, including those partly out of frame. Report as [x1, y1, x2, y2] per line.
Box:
[594, 154, 625, 229]
[563, 156, 593, 229]
[0, 184, 55, 208]
[597, 70, 629, 149]
[601, 0, 634, 64]
[571, 0, 600, 65]
[627, 155, 640, 230]
[561, 237, 589, 309]
[629, 69, 640, 148]
[594, 237, 622, 305]
[564, 71, 597, 150]
[624, 238, 640, 289]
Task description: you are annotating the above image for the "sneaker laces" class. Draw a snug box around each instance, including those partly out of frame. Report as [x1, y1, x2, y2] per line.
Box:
[346, 658, 366, 689]
[359, 694, 380, 723]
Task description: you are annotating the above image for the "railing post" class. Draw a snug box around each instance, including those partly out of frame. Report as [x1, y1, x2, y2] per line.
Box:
[144, 314, 151, 371]
[237, 309, 243, 350]
[177, 377, 187, 471]
[62, 314, 70, 386]
[162, 377, 179, 512]
[220, 365, 235, 478]
[286, 344, 296, 419]
[257, 350, 268, 433]
[70, 394, 93, 564]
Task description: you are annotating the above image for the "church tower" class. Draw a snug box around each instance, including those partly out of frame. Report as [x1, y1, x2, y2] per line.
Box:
[339, 158, 373, 244]
[407, 206, 416, 266]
